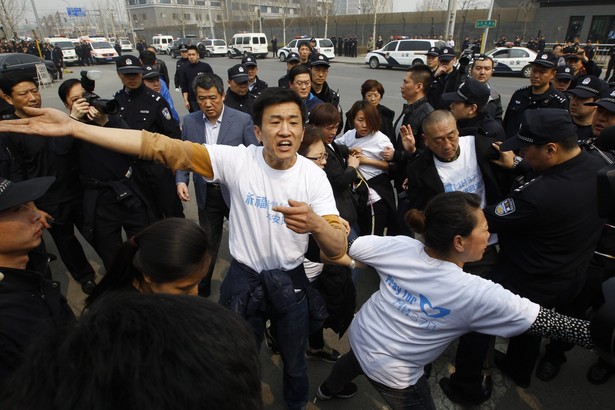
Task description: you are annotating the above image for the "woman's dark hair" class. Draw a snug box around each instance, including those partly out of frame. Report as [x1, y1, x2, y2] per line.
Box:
[406, 192, 482, 254]
[86, 218, 209, 306]
[348, 100, 381, 135]
[298, 124, 325, 157]
[360, 79, 385, 98]
[309, 102, 340, 127]
[58, 78, 81, 103]
[1, 293, 262, 410]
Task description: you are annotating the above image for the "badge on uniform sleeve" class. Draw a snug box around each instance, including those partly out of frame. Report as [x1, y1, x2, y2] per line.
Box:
[495, 198, 516, 216]
[162, 108, 171, 120]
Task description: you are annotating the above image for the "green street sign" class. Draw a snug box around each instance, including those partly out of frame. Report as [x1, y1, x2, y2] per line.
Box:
[475, 20, 497, 28]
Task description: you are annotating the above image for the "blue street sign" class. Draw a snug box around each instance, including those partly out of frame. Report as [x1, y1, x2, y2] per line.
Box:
[66, 7, 86, 17]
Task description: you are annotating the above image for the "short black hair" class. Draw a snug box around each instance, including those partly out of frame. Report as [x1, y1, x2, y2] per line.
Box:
[139, 50, 156, 65]
[58, 78, 81, 103]
[192, 72, 224, 95]
[252, 87, 306, 128]
[288, 64, 311, 83]
[187, 44, 199, 53]
[406, 64, 432, 91]
[0, 74, 37, 96]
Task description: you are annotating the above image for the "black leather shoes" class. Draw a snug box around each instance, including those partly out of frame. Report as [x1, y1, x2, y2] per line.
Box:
[81, 279, 96, 295]
[439, 376, 491, 406]
[494, 350, 530, 388]
[587, 359, 615, 385]
[536, 358, 561, 382]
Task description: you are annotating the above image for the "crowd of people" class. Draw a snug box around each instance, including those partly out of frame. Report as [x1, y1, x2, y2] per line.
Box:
[0, 36, 614, 410]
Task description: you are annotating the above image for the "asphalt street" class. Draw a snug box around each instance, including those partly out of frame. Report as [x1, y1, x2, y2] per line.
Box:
[35, 53, 614, 410]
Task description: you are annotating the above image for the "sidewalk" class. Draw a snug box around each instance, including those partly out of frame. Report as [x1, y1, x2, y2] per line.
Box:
[330, 54, 366, 66]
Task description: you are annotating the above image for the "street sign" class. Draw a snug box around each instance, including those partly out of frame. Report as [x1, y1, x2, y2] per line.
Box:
[475, 20, 497, 28]
[66, 7, 86, 17]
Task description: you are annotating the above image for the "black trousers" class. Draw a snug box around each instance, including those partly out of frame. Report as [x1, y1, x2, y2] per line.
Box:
[197, 185, 229, 294]
[448, 245, 498, 397]
[43, 198, 96, 284]
[91, 197, 151, 271]
[134, 161, 185, 220]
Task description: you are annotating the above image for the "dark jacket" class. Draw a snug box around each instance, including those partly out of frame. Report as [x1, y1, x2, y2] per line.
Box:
[405, 135, 508, 212]
[323, 142, 359, 226]
[114, 84, 181, 138]
[248, 77, 268, 97]
[502, 84, 568, 139]
[224, 88, 256, 116]
[0, 252, 75, 387]
[457, 115, 506, 141]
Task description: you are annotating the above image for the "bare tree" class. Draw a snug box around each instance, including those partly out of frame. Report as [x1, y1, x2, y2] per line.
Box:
[415, 0, 447, 11]
[0, 0, 27, 39]
[274, 0, 296, 44]
[322, 0, 336, 39]
[366, 0, 389, 50]
[519, 0, 538, 39]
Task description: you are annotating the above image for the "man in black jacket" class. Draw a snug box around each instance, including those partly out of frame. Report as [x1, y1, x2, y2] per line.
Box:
[1, 76, 97, 294]
[0, 176, 75, 387]
[114, 55, 184, 219]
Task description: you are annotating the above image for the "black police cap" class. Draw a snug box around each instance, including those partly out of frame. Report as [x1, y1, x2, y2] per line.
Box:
[500, 109, 577, 151]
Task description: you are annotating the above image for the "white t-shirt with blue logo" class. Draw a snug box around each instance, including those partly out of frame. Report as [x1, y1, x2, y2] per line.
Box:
[348, 235, 539, 389]
[206, 144, 338, 273]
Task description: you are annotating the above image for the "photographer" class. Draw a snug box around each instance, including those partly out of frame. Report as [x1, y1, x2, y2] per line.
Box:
[59, 78, 151, 271]
[564, 47, 602, 88]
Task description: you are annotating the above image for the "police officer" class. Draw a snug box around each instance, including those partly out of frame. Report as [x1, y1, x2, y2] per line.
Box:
[566, 75, 608, 141]
[502, 52, 568, 139]
[429, 47, 463, 110]
[443, 77, 506, 141]
[173, 44, 189, 91]
[241, 55, 268, 97]
[278, 52, 300, 88]
[113, 55, 184, 219]
[425, 46, 439, 75]
[224, 64, 255, 115]
[487, 109, 605, 389]
[553, 66, 574, 93]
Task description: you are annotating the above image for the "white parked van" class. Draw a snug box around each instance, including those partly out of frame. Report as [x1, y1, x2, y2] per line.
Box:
[152, 35, 174, 54]
[227, 33, 268, 59]
[365, 38, 447, 69]
[47, 37, 78, 66]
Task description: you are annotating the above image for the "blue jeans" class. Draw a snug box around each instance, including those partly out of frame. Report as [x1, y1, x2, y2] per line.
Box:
[246, 292, 309, 410]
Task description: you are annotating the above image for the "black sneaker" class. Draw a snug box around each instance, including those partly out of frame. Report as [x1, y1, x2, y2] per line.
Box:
[316, 382, 358, 400]
[306, 345, 341, 363]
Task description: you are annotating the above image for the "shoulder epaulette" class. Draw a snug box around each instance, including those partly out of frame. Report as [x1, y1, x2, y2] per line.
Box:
[513, 175, 543, 193]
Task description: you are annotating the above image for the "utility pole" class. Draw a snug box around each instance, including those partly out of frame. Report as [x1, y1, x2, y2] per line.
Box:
[29, 0, 46, 39]
[480, 0, 495, 53]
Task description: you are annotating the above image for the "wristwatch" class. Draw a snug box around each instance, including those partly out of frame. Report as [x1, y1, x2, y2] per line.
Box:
[512, 155, 523, 169]
[348, 259, 356, 270]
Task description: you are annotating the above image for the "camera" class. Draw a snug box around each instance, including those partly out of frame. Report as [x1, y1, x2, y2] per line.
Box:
[80, 70, 121, 116]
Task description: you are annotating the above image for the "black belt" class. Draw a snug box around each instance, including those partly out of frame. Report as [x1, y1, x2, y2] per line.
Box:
[206, 183, 221, 190]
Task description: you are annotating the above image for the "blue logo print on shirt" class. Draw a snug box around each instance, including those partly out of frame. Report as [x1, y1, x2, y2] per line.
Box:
[419, 294, 451, 318]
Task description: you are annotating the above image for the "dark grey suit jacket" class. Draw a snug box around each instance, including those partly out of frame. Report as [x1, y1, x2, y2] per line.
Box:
[175, 106, 258, 209]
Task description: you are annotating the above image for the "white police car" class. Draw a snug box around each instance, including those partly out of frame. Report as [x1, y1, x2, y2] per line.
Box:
[485, 46, 538, 78]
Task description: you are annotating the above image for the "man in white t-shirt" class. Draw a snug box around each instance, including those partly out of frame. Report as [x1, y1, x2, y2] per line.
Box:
[403, 109, 513, 405]
[0, 87, 347, 410]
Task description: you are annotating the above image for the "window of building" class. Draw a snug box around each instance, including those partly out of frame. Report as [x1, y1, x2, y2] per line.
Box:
[184, 13, 191, 21]
[195, 0, 205, 4]
[588, 15, 615, 43]
[141, 14, 147, 21]
[138, 0, 146, 4]
[565, 16, 584, 42]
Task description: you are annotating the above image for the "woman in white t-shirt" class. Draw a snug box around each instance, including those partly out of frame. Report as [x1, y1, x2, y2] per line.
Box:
[336, 101, 395, 236]
[315, 192, 595, 409]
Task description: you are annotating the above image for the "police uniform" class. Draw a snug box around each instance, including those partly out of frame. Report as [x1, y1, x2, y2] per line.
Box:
[486, 109, 605, 387]
[278, 52, 301, 88]
[173, 45, 189, 89]
[503, 53, 568, 139]
[114, 55, 184, 220]
[224, 64, 256, 116]
[566, 75, 609, 142]
[241, 56, 268, 97]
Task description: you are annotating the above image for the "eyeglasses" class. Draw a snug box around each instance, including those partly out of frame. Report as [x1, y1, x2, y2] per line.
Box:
[306, 152, 328, 162]
[365, 92, 381, 99]
[293, 80, 311, 88]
